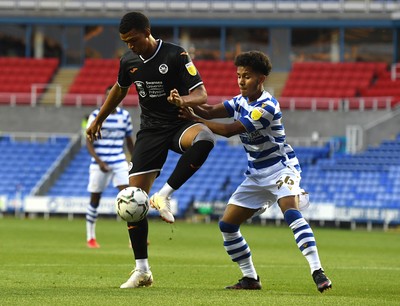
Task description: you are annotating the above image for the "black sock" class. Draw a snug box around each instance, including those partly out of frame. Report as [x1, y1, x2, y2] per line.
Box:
[127, 218, 148, 259]
[168, 140, 214, 190]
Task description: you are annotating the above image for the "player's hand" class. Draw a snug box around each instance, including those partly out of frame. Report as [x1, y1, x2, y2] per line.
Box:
[167, 89, 185, 107]
[99, 161, 111, 172]
[179, 107, 196, 121]
[86, 121, 102, 142]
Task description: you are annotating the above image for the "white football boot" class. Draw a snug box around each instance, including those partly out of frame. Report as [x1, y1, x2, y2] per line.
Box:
[120, 269, 153, 289]
[150, 192, 175, 223]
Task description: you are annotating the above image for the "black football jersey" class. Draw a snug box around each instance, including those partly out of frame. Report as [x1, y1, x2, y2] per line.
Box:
[118, 40, 203, 129]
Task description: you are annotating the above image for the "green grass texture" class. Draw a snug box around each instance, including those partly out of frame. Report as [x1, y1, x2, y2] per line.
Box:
[1, 216, 399, 306]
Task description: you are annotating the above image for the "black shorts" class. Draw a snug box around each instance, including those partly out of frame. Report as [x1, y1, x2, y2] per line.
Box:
[129, 121, 198, 176]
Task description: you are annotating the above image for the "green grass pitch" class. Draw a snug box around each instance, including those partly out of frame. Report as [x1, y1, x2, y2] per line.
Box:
[0, 216, 399, 305]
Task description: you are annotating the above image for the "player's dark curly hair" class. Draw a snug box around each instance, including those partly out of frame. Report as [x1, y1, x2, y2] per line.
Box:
[234, 51, 272, 76]
[119, 12, 150, 34]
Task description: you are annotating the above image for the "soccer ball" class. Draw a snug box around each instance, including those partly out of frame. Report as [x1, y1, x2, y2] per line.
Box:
[115, 187, 150, 222]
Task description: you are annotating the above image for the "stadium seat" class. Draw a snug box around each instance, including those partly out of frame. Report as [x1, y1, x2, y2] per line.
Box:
[0, 135, 70, 197]
[281, 61, 397, 110]
[0, 57, 59, 105]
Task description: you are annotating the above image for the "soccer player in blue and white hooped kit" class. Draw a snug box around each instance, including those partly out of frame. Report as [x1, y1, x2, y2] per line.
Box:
[85, 85, 135, 249]
[179, 51, 332, 293]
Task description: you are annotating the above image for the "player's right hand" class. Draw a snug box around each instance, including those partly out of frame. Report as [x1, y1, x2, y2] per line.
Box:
[86, 121, 102, 142]
[99, 161, 111, 172]
[178, 107, 196, 121]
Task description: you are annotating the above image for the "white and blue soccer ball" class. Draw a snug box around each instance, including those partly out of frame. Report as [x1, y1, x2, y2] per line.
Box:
[115, 187, 149, 222]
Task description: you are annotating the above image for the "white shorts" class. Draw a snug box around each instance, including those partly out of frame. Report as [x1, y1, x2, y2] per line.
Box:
[228, 163, 303, 211]
[87, 162, 129, 193]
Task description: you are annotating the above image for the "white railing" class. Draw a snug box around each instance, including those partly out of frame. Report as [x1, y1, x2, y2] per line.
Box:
[0, 92, 397, 110]
[391, 63, 400, 80]
[279, 96, 396, 111]
[31, 83, 62, 107]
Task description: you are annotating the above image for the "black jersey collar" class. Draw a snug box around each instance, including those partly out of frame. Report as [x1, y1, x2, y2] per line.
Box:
[139, 39, 162, 63]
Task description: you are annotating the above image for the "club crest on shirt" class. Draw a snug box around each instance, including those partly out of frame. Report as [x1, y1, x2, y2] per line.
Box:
[159, 64, 168, 74]
[251, 107, 264, 120]
[185, 62, 197, 76]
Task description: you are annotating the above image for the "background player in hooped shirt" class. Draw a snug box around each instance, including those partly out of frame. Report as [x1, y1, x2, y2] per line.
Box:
[179, 51, 332, 293]
[86, 12, 215, 288]
[85, 85, 134, 248]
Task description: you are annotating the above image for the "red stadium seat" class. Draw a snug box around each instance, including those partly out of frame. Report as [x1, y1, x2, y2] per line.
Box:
[0, 57, 59, 104]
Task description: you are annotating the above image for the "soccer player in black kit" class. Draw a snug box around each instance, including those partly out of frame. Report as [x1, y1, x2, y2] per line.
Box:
[86, 12, 215, 288]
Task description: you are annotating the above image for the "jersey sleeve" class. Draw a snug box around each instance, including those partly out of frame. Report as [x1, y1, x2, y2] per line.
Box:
[223, 98, 236, 118]
[176, 47, 203, 92]
[239, 100, 277, 133]
[117, 56, 132, 88]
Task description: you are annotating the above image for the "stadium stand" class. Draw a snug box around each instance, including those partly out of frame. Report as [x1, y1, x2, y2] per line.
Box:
[46, 139, 247, 217]
[280, 62, 400, 110]
[64, 58, 138, 107]
[301, 135, 400, 217]
[64, 58, 238, 106]
[0, 135, 70, 198]
[43, 133, 400, 220]
[0, 57, 59, 105]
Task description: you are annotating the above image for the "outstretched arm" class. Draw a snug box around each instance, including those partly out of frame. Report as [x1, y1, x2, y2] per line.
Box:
[191, 103, 229, 120]
[179, 107, 246, 138]
[86, 84, 129, 142]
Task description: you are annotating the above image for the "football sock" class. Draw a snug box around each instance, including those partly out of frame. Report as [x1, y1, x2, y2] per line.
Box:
[135, 258, 150, 272]
[86, 203, 98, 241]
[167, 140, 214, 190]
[284, 209, 322, 273]
[158, 183, 175, 198]
[219, 221, 257, 280]
[127, 217, 148, 259]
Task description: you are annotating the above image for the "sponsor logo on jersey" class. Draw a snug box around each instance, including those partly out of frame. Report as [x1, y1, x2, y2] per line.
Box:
[185, 62, 197, 76]
[129, 67, 138, 74]
[135, 81, 147, 98]
[159, 64, 168, 74]
[251, 107, 264, 120]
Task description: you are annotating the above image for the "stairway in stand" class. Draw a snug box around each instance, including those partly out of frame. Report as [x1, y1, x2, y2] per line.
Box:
[40, 68, 80, 106]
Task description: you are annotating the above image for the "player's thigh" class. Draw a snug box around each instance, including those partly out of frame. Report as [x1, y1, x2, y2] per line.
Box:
[88, 168, 111, 193]
[130, 129, 170, 176]
[223, 178, 276, 225]
[221, 204, 257, 225]
[129, 171, 158, 194]
[274, 166, 302, 201]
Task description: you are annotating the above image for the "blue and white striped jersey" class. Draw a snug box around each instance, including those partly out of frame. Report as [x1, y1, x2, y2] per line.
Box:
[223, 91, 300, 176]
[87, 107, 133, 169]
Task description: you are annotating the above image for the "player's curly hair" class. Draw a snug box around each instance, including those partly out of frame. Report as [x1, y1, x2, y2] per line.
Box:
[234, 51, 272, 76]
[119, 12, 150, 34]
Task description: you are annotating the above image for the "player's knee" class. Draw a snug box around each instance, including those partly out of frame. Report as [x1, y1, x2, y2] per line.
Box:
[193, 127, 216, 146]
[219, 220, 239, 233]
